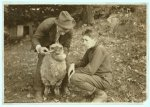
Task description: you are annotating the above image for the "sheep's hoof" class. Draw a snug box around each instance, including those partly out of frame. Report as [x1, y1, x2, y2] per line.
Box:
[43, 96, 47, 101]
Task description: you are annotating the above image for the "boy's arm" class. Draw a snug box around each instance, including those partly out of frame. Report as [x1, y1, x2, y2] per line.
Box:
[75, 49, 90, 68]
[76, 46, 106, 75]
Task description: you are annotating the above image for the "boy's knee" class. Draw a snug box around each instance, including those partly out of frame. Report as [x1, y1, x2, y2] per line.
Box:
[70, 73, 82, 84]
[70, 73, 77, 84]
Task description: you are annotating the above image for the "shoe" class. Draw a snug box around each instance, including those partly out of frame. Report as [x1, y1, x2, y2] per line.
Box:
[80, 91, 95, 102]
[80, 95, 94, 102]
[35, 91, 43, 102]
[92, 89, 107, 103]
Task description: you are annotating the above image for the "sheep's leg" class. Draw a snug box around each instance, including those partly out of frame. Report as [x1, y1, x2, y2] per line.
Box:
[44, 85, 49, 96]
[42, 79, 50, 100]
[50, 85, 55, 96]
[42, 79, 50, 95]
[54, 81, 62, 96]
[54, 86, 60, 96]
[43, 85, 49, 101]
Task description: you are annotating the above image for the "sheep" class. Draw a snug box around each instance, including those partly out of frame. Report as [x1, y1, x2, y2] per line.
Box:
[40, 43, 67, 99]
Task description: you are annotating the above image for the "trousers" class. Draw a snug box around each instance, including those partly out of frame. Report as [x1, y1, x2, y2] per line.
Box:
[70, 72, 111, 94]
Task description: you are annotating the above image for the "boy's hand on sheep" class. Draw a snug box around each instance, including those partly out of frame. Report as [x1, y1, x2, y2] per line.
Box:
[68, 63, 75, 83]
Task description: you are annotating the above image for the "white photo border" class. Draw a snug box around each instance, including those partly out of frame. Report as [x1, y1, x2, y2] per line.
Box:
[1, 0, 149, 107]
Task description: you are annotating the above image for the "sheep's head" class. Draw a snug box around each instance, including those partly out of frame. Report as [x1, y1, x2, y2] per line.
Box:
[49, 43, 66, 62]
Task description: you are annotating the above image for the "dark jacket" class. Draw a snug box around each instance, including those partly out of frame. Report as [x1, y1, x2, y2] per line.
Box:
[75, 45, 112, 84]
[31, 17, 73, 54]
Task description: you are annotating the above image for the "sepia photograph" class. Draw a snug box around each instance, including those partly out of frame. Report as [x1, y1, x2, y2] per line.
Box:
[4, 4, 146, 103]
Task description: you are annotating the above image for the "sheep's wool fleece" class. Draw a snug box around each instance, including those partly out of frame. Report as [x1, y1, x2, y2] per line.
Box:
[40, 54, 66, 86]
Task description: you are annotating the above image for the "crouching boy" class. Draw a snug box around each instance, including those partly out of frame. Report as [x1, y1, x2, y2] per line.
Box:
[69, 29, 112, 102]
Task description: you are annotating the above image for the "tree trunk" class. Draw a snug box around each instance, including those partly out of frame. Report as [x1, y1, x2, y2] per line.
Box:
[82, 5, 95, 25]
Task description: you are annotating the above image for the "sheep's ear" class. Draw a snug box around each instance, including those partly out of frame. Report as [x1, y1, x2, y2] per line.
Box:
[49, 48, 54, 53]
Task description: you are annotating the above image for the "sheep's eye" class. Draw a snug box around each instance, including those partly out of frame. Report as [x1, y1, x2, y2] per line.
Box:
[60, 47, 63, 50]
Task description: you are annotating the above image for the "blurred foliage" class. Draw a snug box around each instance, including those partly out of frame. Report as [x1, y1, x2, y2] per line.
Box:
[4, 5, 78, 25]
[4, 5, 146, 25]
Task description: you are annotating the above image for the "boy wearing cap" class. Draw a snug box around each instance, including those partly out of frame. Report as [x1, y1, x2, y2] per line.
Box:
[68, 29, 112, 102]
[31, 11, 76, 102]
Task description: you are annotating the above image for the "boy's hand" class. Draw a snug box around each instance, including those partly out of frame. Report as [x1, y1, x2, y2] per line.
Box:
[68, 63, 75, 83]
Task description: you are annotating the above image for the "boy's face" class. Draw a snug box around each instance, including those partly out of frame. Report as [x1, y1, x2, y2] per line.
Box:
[82, 35, 96, 49]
